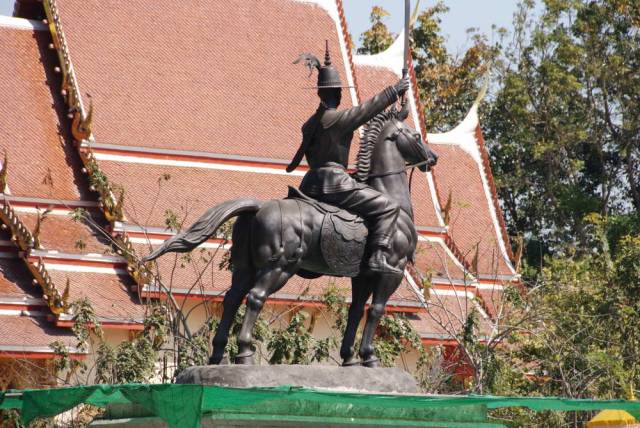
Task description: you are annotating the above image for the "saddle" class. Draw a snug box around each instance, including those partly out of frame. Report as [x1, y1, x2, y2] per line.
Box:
[287, 186, 368, 277]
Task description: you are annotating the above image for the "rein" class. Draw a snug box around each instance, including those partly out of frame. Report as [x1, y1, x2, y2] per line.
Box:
[367, 159, 432, 179]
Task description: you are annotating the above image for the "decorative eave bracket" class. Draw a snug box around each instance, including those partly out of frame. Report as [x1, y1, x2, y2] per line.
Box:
[42, 0, 123, 224]
[0, 200, 68, 314]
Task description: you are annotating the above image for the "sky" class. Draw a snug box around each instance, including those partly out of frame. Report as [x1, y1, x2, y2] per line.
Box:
[0, 0, 522, 54]
[343, 0, 522, 55]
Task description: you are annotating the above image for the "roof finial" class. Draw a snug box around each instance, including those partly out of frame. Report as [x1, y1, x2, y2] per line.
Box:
[324, 40, 331, 66]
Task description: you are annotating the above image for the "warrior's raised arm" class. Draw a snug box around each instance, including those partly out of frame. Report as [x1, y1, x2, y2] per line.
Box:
[329, 79, 408, 133]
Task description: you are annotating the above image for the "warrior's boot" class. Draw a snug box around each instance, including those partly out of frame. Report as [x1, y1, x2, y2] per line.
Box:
[368, 247, 403, 275]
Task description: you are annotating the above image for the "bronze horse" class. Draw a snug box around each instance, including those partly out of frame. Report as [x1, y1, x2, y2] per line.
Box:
[144, 108, 438, 367]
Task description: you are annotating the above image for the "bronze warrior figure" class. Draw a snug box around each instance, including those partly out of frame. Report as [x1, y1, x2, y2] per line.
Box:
[144, 42, 438, 367]
[288, 41, 410, 275]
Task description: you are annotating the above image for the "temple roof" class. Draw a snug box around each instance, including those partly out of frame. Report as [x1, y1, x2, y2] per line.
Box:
[427, 105, 517, 279]
[0, 18, 145, 348]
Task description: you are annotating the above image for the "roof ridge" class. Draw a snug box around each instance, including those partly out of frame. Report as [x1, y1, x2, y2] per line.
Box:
[424, 96, 518, 277]
[0, 15, 47, 31]
[473, 126, 517, 271]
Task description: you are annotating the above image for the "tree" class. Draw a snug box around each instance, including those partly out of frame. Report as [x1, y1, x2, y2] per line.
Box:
[492, 215, 640, 426]
[410, 2, 502, 132]
[485, 0, 640, 258]
[357, 6, 395, 55]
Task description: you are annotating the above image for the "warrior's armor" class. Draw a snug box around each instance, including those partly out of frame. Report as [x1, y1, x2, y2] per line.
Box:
[288, 42, 410, 274]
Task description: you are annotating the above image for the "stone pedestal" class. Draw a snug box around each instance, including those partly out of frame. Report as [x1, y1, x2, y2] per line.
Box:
[175, 364, 419, 394]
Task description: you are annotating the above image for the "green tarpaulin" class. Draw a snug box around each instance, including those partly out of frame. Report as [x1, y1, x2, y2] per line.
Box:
[3, 384, 640, 428]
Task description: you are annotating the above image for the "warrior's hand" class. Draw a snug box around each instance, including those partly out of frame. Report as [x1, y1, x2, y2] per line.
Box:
[394, 77, 410, 96]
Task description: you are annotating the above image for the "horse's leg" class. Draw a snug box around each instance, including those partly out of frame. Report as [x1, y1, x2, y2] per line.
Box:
[235, 264, 295, 364]
[359, 272, 404, 368]
[340, 275, 372, 366]
[209, 267, 255, 364]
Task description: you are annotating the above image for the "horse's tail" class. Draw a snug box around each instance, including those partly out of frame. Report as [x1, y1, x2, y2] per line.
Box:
[143, 198, 263, 262]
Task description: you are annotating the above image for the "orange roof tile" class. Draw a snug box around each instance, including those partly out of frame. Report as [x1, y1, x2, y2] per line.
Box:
[2, 0, 517, 352]
[0, 26, 90, 201]
[0, 21, 145, 326]
[429, 144, 513, 276]
[54, 0, 356, 161]
[0, 314, 78, 352]
[97, 162, 302, 228]
[0, 257, 41, 300]
[414, 240, 466, 281]
[476, 287, 509, 320]
[44, 268, 143, 323]
[17, 211, 112, 255]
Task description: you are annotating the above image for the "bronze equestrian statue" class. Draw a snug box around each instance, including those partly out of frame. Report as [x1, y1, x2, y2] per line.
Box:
[144, 43, 438, 367]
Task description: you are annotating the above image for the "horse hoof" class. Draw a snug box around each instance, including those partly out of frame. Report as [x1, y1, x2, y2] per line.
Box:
[234, 354, 255, 365]
[341, 357, 359, 367]
[361, 357, 380, 368]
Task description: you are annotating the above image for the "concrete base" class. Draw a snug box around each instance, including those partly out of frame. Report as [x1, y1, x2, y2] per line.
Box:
[175, 364, 419, 394]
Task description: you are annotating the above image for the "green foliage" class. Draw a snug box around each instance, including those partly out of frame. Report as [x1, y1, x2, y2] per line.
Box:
[49, 340, 83, 377]
[163, 209, 180, 232]
[491, 218, 640, 425]
[374, 313, 425, 367]
[95, 342, 117, 384]
[356, 3, 638, 413]
[74, 239, 87, 251]
[268, 311, 314, 364]
[0, 409, 23, 428]
[71, 298, 103, 349]
[321, 283, 349, 334]
[95, 305, 170, 383]
[357, 6, 395, 55]
[176, 318, 218, 375]
[86, 158, 108, 190]
[95, 337, 156, 384]
[143, 305, 170, 351]
[461, 308, 479, 348]
[485, 0, 640, 259]
[70, 207, 87, 223]
[411, 1, 501, 132]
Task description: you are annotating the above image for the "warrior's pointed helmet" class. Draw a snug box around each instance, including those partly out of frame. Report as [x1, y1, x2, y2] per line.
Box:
[294, 40, 354, 89]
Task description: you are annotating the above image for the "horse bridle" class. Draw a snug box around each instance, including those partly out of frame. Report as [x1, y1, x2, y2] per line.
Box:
[367, 159, 432, 179]
[367, 122, 431, 179]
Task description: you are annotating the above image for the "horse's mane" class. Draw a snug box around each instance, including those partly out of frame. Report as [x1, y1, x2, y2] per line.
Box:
[355, 108, 398, 182]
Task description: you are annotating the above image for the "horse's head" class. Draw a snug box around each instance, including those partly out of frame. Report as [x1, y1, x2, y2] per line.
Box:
[387, 118, 438, 172]
[355, 108, 439, 183]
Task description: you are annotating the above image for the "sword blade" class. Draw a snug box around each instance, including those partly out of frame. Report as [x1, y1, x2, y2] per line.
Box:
[403, 0, 410, 78]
